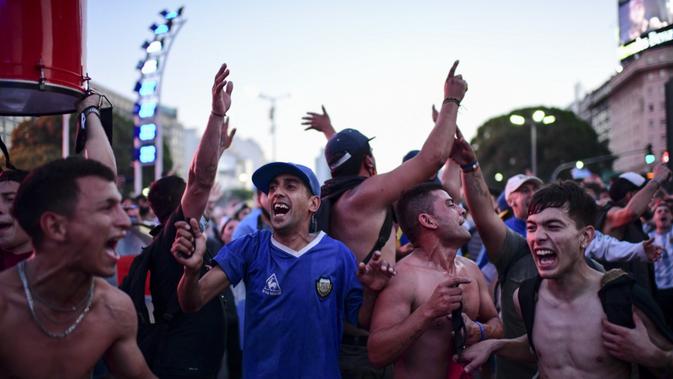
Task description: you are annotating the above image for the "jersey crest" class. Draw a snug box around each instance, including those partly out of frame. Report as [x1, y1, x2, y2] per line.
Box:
[263, 273, 282, 296]
[315, 277, 333, 299]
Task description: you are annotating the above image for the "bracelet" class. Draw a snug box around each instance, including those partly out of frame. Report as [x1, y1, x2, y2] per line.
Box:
[461, 161, 479, 173]
[211, 110, 226, 118]
[82, 106, 100, 119]
[475, 321, 486, 341]
[442, 97, 461, 106]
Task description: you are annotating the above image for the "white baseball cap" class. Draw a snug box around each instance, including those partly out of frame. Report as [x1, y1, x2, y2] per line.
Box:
[505, 174, 543, 200]
[618, 172, 646, 188]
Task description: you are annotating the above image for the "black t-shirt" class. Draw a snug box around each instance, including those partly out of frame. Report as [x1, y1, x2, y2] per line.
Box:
[147, 206, 226, 376]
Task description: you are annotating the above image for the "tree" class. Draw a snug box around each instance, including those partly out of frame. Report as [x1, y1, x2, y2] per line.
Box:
[6, 111, 173, 196]
[471, 106, 612, 189]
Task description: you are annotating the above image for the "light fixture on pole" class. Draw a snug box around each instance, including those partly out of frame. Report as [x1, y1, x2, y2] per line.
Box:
[508, 109, 556, 176]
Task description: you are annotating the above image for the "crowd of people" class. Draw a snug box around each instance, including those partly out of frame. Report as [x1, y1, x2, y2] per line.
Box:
[0, 61, 672, 379]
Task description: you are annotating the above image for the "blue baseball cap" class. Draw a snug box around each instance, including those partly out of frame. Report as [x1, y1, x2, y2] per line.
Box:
[252, 162, 321, 196]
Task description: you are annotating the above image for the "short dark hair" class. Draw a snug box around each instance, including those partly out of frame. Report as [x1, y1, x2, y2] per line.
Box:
[528, 181, 597, 228]
[0, 168, 29, 184]
[396, 182, 447, 245]
[13, 157, 116, 247]
[609, 178, 640, 203]
[148, 175, 186, 224]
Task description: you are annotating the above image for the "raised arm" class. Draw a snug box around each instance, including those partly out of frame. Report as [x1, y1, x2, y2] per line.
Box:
[302, 105, 336, 140]
[172, 219, 231, 312]
[78, 93, 117, 174]
[349, 61, 468, 209]
[450, 129, 507, 256]
[586, 232, 661, 263]
[355, 250, 397, 329]
[182, 64, 236, 219]
[606, 164, 671, 231]
[367, 273, 470, 367]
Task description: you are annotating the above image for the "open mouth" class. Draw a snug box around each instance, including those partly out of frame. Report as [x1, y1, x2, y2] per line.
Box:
[0, 221, 13, 231]
[535, 249, 558, 269]
[272, 202, 290, 216]
[104, 238, 121, 261]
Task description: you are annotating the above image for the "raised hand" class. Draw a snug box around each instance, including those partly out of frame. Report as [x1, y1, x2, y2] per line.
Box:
[212, 63, 233, 116]
[218, 116, 236, 156]
[76, 92, 102, 114]
[444, 60, 468, 103]
[302, 105, 336, 139]
[449, 128, 477, 166]
[642, 239, 663, 262]
[171, 218, 207, 274]
[422, 275, 471, 320]
[357, 250, 396, 292]
[652, 163, 672, 185]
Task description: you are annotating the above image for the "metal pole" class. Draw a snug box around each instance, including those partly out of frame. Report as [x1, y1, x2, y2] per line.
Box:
[259, 93, 289, 161]
[531, 121, 537, 176]
[134, 160, 142, 195]
[62, 114, 70, 158]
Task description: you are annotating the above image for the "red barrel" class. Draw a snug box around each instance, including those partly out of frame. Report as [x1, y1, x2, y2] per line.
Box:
[0, 0, 86, 116]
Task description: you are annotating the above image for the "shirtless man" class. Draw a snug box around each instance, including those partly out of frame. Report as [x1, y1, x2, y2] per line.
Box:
[458, 181, 673, 378]
[0, 157, 155, 378]
[303, 61, 467, 377]
[0, 92, 116, 271]
[368, 182, 503, 378]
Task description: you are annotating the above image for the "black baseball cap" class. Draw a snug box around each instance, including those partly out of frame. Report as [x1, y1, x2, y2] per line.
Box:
[325, 128, 374, 176]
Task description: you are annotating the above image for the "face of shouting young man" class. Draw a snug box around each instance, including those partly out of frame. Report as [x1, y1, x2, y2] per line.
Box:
[526, 204, 594, 279]
[267, 174, 319, 236]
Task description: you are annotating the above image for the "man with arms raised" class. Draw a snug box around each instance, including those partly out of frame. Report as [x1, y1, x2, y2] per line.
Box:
[458, 182, 673, 378]
[303, 62, 467, 377]
[368, 182, 503, 378]
[0, 157, 155, 378]
[171, 162, 395, 379]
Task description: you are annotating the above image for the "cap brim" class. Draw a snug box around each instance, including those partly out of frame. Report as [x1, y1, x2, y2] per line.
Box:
[252, 162, 315, 195]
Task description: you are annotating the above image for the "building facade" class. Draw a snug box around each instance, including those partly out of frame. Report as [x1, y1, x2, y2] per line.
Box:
[575, 45, 673, 172]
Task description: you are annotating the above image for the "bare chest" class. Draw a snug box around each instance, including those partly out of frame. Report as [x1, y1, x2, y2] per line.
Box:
[0, 297, 119, 379]
[532, 295, 629, 378]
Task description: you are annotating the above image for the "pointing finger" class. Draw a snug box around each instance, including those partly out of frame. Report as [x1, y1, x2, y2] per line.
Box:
[447, 60, 459, 79]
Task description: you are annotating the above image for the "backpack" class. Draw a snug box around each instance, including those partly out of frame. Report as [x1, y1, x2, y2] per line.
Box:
[316, 175, 393, 263]
[119, 245, 178, 370]
[517, 269, 673, 378]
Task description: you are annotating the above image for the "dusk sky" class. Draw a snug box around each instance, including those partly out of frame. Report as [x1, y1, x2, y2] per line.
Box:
[87, 1, 620, 173]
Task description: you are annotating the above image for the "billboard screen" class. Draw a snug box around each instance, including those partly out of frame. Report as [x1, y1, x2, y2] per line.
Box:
[619, 0, 672, 45]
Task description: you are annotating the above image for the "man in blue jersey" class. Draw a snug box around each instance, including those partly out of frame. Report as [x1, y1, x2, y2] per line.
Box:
[171, 162, 396, 378]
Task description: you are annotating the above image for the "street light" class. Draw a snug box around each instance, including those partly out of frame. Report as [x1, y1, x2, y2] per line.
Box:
[508, 109, 556, 176]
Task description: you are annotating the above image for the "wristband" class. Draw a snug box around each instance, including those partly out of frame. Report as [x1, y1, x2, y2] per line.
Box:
[211, 110, 226, 118]
[475, 321, 486, 341]
[82, 106, 101, 119]
[461, 161, 479, 173]
[443, 97, 461, 106]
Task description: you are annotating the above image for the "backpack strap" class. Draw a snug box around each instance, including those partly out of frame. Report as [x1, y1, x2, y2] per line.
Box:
[517, 275, 542, 353]
[361, 207, 394, 264]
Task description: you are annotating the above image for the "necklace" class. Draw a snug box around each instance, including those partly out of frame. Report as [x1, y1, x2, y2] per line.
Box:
[17, 261, 95, 339]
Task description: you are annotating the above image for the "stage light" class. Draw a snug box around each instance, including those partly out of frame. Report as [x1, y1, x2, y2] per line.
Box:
[139, 145, 157, 164]
[139, 102, 157, 118]
[137, 123, 157, 141]
[141, 59, 158, 74]
[532, 110, 546, 123]
[145, 40, 163, 54]
[150, 21, 172, 35]
[134, 80, 157, 96]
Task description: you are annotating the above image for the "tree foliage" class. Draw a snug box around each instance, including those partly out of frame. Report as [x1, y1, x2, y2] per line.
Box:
[6, 111, 173, 196]
[471, 106, 612, 189]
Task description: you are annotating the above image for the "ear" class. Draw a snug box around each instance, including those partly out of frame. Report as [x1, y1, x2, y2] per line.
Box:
[579, 225, 595, 249]
[39, 212, 68, 243]
[506, 196, 514, 208]
[417, 212, 438, 230]
[364, 155, 376, 175]
[308, 195, 321, 213]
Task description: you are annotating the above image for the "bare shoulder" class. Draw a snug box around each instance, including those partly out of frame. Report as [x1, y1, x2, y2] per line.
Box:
[0, 268, 21, 316]
[382, 256, 420, 295]
[455, 255, 481, 276]
[94, 278, 137, 329]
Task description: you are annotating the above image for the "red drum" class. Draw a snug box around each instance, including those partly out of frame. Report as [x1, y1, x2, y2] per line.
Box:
[0, 0, 86, 116]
